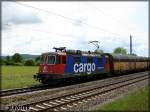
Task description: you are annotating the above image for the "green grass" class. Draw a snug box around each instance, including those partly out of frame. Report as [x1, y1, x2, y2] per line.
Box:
[1, 66, 40, 90]
[96, 86, 149, 111]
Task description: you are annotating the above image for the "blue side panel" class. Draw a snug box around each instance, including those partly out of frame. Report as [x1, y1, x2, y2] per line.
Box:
[93, 57, 97, 72]
[94, 56, 105, 71]
[102, 55, 106, 65]
[64, 55, 106, 74]
[93, 57, 98, 65]
[81, 56, 87, 63]
[64, 55, 74, 74]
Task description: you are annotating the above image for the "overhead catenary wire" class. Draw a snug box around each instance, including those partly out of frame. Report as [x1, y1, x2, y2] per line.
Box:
[85, 3, 133, 32]
[84, 3, 137, 54]
[4, 23, 104, 52]
[4, 23, 75, 39]
[4, 2, 147, 56]
[15, 2, 124, 38]
[3, 23, 82, 45]
[6, 2, 131, 50]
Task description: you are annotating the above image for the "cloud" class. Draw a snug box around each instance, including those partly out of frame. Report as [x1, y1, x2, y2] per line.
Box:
[2, 2, 42, 29]
[1, 1, 148, 57]
[73, 17, 87, 26]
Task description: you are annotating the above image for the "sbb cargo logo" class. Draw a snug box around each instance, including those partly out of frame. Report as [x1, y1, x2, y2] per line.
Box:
[74, 63, 96, 74]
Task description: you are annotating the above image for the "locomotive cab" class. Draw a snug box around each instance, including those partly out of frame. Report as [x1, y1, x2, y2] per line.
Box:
[39, 53, 66, 74]
[34, 51, 67, 83]
[39, 54, 56, 74]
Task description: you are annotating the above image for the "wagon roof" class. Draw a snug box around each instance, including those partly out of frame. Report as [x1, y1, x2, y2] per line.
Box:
[111, 54, 148, 60]
[103, 53, 148, 60]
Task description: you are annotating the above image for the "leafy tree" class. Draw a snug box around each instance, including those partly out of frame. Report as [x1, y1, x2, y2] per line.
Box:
[35, 56, 40, 62]
[12, 53, 23, 63]
[113, 47, 127, 55]
[24, 59, 35, 66]
[6, 56, 11, 62]
[5, 55, 13, 65]
[0, 58, 4, 65]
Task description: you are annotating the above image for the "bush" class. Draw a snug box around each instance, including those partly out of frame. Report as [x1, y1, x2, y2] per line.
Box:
[24, 59, 35, 66]
[5, 61, 14, 65]
[12, 53, 23, 63]
[0, 59, 4, 65]
[35, 62, 40, 66]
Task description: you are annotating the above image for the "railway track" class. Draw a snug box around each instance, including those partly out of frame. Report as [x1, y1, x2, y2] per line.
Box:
[17, 72, 149, 112]
[0, 84, 49, 97]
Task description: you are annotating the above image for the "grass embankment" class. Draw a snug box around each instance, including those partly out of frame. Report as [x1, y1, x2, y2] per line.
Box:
[96, 86, 149, 111]
[1, 66, 40, 90]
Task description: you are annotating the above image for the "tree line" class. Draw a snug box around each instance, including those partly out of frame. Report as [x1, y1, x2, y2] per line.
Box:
[0, 53, 40, 66]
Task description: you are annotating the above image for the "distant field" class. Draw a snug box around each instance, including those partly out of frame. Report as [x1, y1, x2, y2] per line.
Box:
[96, 86, 149, 111]
[1, 66, 40, 90]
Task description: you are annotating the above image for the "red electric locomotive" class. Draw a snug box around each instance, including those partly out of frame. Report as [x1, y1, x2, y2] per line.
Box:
[34, 47, 150, 84]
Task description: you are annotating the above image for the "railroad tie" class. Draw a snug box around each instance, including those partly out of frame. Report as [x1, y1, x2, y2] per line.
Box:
[86, 91, 91, 94]
[55, 100, 65, 103]
[20, 109, 27, 112]
[43, 103, 52, 107]
[87, 98, 91, 101]
[94, 95, 99, 98]
[49, 101, 58, 105]
[73, 103, 78, 106]
[65, 97, 72, 100]
[67, 104, 73, 108]
[36, 105, 46, 109]
[70, 98, 76, 101]
[82, 100, 88, 103]
[74, 95, 79, 97]
[60, 99, 70, 102]
[53, 108, 59, 111]
[78, 93, 83, 96]
[78, 101, 83, 104]
[92, 97, 96, 100]
[73, 95, 80, 98]
[80, 93, 86, 95]
[98, 94, 102, 97]
[60, 106, 67, 110]
[70, 96, 78, 99]
[29, 107, 39, 111]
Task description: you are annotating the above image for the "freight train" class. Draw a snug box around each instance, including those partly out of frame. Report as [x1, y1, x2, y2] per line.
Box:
[34, 47, 150, 83]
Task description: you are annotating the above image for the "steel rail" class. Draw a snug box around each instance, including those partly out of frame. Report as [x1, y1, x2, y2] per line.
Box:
[0, 84, 49, 97]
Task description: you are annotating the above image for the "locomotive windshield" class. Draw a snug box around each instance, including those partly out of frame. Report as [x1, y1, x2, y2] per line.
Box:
[47, 55, 56, 64]
[40, 54, 56, 64]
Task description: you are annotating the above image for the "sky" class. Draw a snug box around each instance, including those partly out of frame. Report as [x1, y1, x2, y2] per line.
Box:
[2, 1, 149, 57]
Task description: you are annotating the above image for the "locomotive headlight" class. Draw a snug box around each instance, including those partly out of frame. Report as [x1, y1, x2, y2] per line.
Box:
[43, 66, 48, 72]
